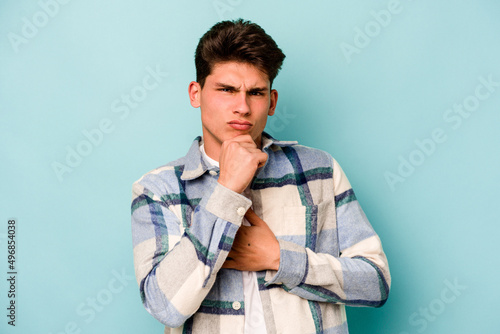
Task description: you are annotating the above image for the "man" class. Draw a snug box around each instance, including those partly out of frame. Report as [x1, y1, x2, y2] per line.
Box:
[131, 19, 390, 333]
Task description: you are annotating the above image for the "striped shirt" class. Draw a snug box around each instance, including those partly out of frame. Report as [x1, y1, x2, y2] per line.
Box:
[131, 133, 391, 333]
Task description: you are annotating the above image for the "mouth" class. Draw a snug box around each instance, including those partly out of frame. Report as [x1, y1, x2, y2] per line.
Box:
[228, 120, 252, 130]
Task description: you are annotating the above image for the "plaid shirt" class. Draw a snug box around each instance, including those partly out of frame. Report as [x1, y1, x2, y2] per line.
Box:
[131, 133, 391, 334]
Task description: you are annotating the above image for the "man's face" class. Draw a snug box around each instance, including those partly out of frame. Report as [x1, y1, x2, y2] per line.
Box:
[189, 61, 277, 160]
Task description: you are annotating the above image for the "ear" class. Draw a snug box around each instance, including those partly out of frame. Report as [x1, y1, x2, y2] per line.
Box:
[188, 81, 201, 108]
[268, 89, 278, 116]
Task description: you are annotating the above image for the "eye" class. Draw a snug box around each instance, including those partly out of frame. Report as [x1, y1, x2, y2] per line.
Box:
[219, 88, 232, 93]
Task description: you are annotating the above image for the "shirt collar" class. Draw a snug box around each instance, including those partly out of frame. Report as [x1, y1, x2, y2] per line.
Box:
[180, 132, 298, 181]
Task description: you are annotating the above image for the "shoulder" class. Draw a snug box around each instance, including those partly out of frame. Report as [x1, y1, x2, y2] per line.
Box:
[270, 140, 335, 170]
[131, 148, 192, 199]
[137, 155, 186, 181]
[286, 143, 333, 162]
[269, 139, 351, 194]
[132, 157, 185, 197]
[290, 144, 353, 196]
[132, 136, 203, 191]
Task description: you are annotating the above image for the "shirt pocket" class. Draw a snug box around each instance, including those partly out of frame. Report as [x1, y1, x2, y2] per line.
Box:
[278, 200, 335, 250]
[280, 205, 310, 236]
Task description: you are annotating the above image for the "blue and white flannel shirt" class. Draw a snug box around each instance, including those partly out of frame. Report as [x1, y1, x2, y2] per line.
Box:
[131, 132, 391, 334]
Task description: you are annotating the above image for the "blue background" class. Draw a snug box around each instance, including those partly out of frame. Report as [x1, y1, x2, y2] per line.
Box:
[1, 0, 499, 333]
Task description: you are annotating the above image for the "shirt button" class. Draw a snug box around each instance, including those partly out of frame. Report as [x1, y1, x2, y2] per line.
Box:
[232, 301, 241, 310]
[236, 207, 246, 216]
[209, 170, 218, 176]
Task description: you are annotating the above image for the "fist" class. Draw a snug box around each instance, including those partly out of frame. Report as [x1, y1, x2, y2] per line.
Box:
[217, 135, 267, 193]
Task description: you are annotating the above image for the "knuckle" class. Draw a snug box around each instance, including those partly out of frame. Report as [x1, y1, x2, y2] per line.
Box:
[226, 141, 238, 149]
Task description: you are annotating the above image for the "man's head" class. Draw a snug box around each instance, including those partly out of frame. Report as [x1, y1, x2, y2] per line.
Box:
[195, 19, 285, 88]
[189, 19, 285, 160]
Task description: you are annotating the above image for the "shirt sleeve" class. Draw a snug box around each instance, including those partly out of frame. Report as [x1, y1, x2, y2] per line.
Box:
[264, 157, 391, 307]
[131, 176, 251, 327]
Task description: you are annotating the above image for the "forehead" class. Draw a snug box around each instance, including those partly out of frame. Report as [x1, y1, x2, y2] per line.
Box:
[206, 61, 270, 88]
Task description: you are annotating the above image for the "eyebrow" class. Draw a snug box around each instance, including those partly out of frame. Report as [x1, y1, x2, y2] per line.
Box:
[248, 87, 268, 93]
[214, 83, 236, 90]
[214, 82, 269, 92]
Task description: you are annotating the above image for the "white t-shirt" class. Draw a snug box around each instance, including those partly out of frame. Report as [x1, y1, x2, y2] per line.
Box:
[200, 144, 267, 334]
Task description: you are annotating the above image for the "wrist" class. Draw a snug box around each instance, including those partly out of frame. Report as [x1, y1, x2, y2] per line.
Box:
[270, 238, 281, 271]
[218, 178, 244, 194]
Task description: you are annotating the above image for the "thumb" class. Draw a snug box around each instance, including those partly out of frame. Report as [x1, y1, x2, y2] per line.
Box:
[257, 151, 268, 168]
[245, 208, 267, 227]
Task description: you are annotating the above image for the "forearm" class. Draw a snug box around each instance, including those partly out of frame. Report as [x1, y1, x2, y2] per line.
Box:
[132, 181, 251, 327]
[264, 236, 390, 307]
[264, 156, 391, 306]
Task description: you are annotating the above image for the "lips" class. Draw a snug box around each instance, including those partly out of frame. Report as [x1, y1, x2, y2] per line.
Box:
[228, 120, 252, 130]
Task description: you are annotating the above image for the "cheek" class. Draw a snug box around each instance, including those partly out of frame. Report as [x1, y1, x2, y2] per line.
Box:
[257, 99, 271, 112]
[254, 115, 270, 131]
[256, 102, 272, 120]
[201, 91, 222, 108]
[200, 108, 215, 128]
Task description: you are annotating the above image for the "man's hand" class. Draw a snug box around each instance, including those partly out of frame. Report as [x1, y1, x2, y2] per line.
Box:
[217, 135, 267, 194]
[222, 208, 280, 271]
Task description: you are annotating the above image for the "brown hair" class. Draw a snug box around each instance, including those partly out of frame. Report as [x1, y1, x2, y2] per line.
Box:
[195, 19, 286, 88]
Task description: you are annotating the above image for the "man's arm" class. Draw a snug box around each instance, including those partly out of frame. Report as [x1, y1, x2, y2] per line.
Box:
[267, 157, 390, 307]
[131, 175, 251, 327]
[222, 208, 280, 271]
[131, 135, 267, 327]
[222, 157, 391, 307]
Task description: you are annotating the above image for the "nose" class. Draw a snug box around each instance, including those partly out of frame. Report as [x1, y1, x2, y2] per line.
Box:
[233, 91, 251, 116]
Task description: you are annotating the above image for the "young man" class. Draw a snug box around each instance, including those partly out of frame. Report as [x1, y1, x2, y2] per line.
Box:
[131, 19, 391, 333]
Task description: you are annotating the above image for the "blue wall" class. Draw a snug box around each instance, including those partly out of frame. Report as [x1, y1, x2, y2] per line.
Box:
[1, 1, 498, 333]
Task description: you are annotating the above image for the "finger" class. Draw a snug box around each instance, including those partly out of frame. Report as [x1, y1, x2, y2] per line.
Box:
[225, 134, 256, 146]
[242, 147, 267, 163]
[233, 134, 255, 143]
[224, 140, 256, 149]
[256, 151, 268, 167]
[222, 259, 235, 269]
[235, 225, 250, 237]
[221, 138, 266, 162]
[226, 248, 242, 259]
[244, 208, 267, 227]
